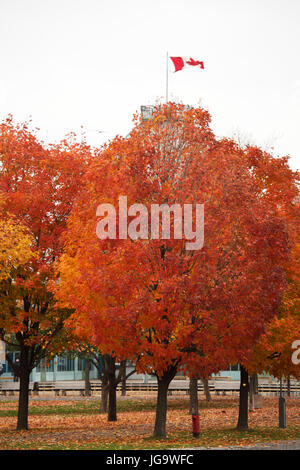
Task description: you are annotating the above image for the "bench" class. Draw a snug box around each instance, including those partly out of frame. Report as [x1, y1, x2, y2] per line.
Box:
[258, 383, 300, 396]
[168, 381, 214, 395]
[54, 381, 86, 396]
[0, 382, 34, 396]
[37, 382, 55, 392]
[214, 381, 240, 395]
[1, 379, 299, 397]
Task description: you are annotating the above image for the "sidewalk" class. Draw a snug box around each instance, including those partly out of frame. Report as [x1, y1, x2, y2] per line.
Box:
[185, 439, 300, 450]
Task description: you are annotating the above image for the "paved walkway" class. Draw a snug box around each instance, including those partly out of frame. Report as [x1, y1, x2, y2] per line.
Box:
[185, 439, 300, 450]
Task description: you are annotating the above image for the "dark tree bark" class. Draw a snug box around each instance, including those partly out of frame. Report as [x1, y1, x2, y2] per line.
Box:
[107, 356, 117, 422]
[120, 360, 127, 396]
[6, 340, 45, 431]
[89, 353, 135, 416]
[100, 378, 109, 413]
[154, 365, 177, 438]
[249, 373, 258, 411]
[5, 334, 37, 432]
[287, 376, 291, 397]
[3, 295, 65, 431]
[189, 377, 198, 414]
[17, 345, 30, 430]
[89, 352, 109, 413]
[237, 365, 249, 430]
[84, 358, 91, 396]
[201, 377, 211, 402]
[88, 352, 110, 413]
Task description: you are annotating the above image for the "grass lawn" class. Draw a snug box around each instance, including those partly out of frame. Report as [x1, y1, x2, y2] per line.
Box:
[0, 395, 299, 450]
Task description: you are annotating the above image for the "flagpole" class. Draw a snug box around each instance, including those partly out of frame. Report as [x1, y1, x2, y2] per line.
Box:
[166, 51, 169, 103]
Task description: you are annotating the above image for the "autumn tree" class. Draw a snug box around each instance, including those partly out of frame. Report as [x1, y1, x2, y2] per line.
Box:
[0, 206, 36, 402]
[0, 215, 35, 282]
[248, 218, 300, 382]
[237, 147, 300, 428]
[0, 117, 91, 430]
[56, 103, 290, 438]
[71, 340, 136, 414]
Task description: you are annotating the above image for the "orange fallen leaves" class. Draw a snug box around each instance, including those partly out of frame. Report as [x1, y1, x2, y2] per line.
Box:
[0, 397, 299, 448]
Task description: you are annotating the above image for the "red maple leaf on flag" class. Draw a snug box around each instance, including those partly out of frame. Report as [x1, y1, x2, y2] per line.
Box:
[186, 58, 204, 68]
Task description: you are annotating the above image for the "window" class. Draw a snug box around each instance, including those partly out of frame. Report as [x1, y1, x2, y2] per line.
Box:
[77, 358, 86, 371]
[36, 359, 54, 372]
[57, 355, 74, 372]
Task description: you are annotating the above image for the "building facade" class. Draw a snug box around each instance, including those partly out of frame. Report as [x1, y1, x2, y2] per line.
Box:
[0, 352, 242, 382]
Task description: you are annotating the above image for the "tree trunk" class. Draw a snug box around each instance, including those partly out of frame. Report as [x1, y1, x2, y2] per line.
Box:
[108, 380, 117, 421]
[120, 360, 127, 396]
[237, 365, 249, 430]
[100, 379, 109, 413]
[96, 353, 109, 413]
[154, 365, 177, 438]
[287, 376, 291, 397]
[17, 346, 30, 431]
[249, 373, 258, 411]
[107, 356, 117, 422]
[84, 358, 91, 396]
[189, 378, 198, 414]
[201, 377, 211, 402]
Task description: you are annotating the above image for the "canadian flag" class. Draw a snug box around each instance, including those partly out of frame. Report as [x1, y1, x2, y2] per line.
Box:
[170, 56, 204, 72]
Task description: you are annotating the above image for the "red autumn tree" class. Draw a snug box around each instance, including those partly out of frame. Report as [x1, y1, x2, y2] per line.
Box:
[247, 207, 300, 382]
[0, 117, 91, 430]
[236, 147, 300, 428]
[56, 103, 290, 437]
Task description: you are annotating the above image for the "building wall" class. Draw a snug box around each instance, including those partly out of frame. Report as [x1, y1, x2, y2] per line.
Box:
[0, 353, 99, 382]
[0, 352, 242, 382]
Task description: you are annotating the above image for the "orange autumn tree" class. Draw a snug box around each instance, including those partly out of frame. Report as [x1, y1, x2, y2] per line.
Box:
[0, 117, 91, 430]
[0, 215, 36, 283]
[248, 204, 300, 381]
[242, 147, 299, 364]
[247, 270, 300, 382]
[56, 103, 289, 438]
[230, 144, 300, 428]
[0, 208, 37, 355]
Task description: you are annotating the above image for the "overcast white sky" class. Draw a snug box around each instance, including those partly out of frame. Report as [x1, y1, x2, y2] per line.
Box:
[0, 0, 299, 171]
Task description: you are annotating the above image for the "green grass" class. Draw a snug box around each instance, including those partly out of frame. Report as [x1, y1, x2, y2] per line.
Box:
[0, 396, 236, 417]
